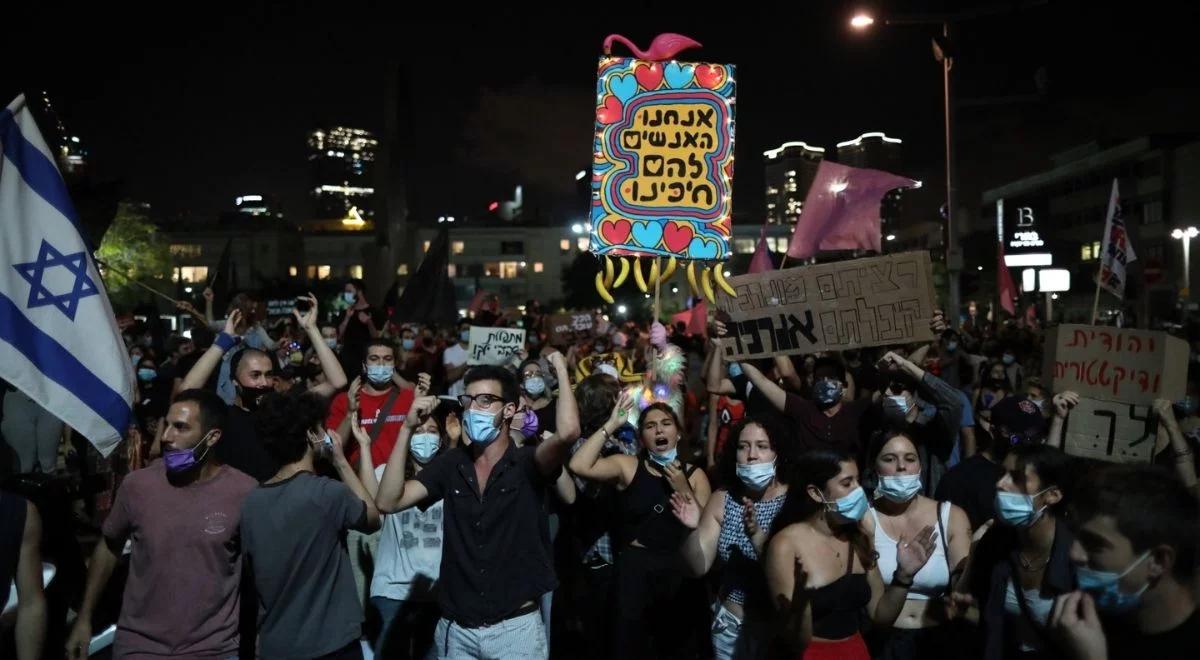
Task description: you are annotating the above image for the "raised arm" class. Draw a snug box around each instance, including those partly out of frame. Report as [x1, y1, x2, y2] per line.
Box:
[534, 351, 580, 477]
[375, 395, 437, 513]
[676, 489, 725, 577]
[568, 390, 636, 486]
[350, 412, 380, 498]
[180, 310, 242, 393]
[328, 429, 381, 531]
[741, 362, 787, 413]
[1153, 399, 1198, 494]
[1047, 391, 1080, 450]
[706, 335, 736, 396]
[296, 293, 348, 394]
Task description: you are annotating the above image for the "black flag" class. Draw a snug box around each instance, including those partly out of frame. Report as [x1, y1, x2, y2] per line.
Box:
[392, 228, 457, 326]
[208, 238, 233, 313]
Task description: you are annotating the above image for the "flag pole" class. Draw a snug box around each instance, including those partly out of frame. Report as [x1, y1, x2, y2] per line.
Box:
[95, 259, 178, 305]
[779, 254, 789, 269]
[1090, 278, 1102, 325]
[653, 257, 662, 323]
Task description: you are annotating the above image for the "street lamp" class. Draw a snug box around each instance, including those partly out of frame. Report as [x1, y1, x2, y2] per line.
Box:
[571, 223, 583, 234]
[850, 13, 875, 29]
[1171, 226, 1199, 300]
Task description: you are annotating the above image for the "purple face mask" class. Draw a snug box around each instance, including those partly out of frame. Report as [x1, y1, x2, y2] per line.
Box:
[520, 408, 540, 440]
[163, 435, 213, 474]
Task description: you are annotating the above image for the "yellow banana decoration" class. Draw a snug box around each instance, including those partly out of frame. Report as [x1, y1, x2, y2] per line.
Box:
[633, 258, 648, 293]
[686, 261, 700, 296]
[594, 271, 615, 303]
[701, 266, 717, 304]
[613, 257, 631, 289]
[660, 255, 678, 284]
[713, 264, 736, 297]
[603, 255, 615, 288]
[648, 258, 660, 287]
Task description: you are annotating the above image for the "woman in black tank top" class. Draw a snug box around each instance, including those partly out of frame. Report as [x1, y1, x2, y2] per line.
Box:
[570, 398, 711, 659]
[765, 449, 937, 660]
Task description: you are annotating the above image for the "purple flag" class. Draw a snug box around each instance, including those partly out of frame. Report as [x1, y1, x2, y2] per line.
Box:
[748, 228, 774, 273]
[786, 160, 917, 259]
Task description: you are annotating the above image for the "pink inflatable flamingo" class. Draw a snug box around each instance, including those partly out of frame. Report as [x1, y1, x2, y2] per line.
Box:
[603, 33, 702, 61]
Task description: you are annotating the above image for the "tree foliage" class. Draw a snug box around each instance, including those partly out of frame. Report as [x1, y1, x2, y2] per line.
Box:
[97, 202, 172, 309]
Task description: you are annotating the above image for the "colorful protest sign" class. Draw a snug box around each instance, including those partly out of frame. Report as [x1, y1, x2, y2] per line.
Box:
[1061, 396, 1159, 464]
[590, 57, 736, 260]
[714, 251, 936, 360]
[467, 326, 526, 366]
[546, 313, 595, 346]
[1043, 325, 1187, 406]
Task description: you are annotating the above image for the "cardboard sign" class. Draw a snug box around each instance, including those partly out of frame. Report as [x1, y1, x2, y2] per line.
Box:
[546, 313, 594, 346]
[714, 251, 937, 360]
[590, 57, 736, 260]
[266, 299, 295, 318]
[467, 326, 526, 366]
[1062, 396, 1159, 464]
[1044, 325, 1187, 406]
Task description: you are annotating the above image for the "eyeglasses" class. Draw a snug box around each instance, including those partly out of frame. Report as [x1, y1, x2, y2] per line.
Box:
[457, 393, 506, 409]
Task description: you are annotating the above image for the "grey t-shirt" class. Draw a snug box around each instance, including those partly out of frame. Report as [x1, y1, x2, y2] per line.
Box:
[240, 471, 367, 657]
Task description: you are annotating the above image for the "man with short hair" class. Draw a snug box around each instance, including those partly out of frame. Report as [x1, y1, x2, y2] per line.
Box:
[375, 355, 579, 659]
[64, 389, 257, 660]
[327, 339, 417, 467]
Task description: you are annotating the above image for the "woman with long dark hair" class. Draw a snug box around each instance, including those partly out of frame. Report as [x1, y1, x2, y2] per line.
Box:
[671, 416, 798, 660]
[766, 449, 936, 660]
[569, 396, 711, 659]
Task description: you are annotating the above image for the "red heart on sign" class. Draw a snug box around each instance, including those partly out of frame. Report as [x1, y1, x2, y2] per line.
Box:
[601, 219, 632, 245]
[663, 222, 693, 253]
[695, 64, 727, 90]
[635, 62, 663, 91]
[596, 95, 624, 125]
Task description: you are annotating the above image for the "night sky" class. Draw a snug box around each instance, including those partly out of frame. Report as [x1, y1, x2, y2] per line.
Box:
[6, 1, 1198, 229]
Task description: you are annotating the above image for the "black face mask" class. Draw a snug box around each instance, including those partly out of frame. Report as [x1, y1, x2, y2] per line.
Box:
[987, 378, 1008, 390]
[237, 384, 274, 411]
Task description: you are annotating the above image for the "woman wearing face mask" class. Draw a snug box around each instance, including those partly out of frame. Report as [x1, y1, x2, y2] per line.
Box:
[670, 418, 797, 660]
[963, 443, 1078, 660]
[356, 395, 445, 659]
[519, 358, 557, 435]
[974, 361, 1013, 424]
[862, 431, 972, 660]
[569, 398, 712, 659]
[766, 449, 937, 659]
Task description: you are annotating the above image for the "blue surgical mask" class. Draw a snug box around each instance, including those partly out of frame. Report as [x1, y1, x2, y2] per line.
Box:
[649, 446, 678, 466]
[524, 376, 546, 397]
[460, 330, 470, 343]
[324, 337, 338, 349]
[1002, 354, 1016, 366]
[130, 353, 143, 367]
[402, 338, 415, 351]
[409, 432, 441, 463]
[945, 341, 958, 353]
[464, 409, 501, 446]
[824, 486, 869, 522]
[1174, 397, 1197, 417]
[594, 342, 607, 353]
[137, 368, 157, 382]
[365, 365, 394, 386]
[813, 379, 844, 407]
[727, 362, 743, 378]
[343, 291, 357, 304]
[995, 487, 1049, 528]
[736, 460, 776, 491]
[876, 473, 923, 503]
[1076, 552, 1151, 614]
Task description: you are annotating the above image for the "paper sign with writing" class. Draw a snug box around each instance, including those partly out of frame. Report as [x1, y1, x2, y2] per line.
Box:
[1062, 396, 1158, 464]
[590, 57, 736, 260]
[467, 326, 526, 366]
[546, 313, 594, 346]
[714, 251, 936, 360]
[266, 299, 294, 318]
[1044, 325, 1187, 406]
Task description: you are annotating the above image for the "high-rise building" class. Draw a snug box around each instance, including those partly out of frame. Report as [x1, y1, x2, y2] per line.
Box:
[762, 141, 825, 225]
[308, 126, 378, 221]
[836, 132, 904, 233]
[38, 91, 87, 176]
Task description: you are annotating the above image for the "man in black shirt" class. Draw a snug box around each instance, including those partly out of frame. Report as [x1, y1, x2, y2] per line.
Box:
[1049, 463, 1199, 660]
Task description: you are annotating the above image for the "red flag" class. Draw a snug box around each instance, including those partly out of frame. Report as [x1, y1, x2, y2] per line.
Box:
[997, 244, 1017, 315]
[786, 160, 918, 259]
[467, 289, 488, 316]
[687, 299, 708, 337]
[748, 228, 774, 273]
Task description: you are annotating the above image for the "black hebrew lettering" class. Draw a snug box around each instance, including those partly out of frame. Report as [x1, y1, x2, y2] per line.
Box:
[643, 109, 663, 127]
[681, 110, 695, 127]
[696, 108, 714, 127]
[646, 131, 667, 147]
[636, 181, 659, 202]
[1093, 409, 1118, 456]
[738, 319, 764, 356]
[869, 261, 901, 293]
[817, 273, 837, 301]
[894, 260, 918, 289]
[622, 131, 642, 150]
[663, 109, 679, 125]
[757, 318, 779, 352]
[687, 153, 702, 178]
[774, 275, 808, 305]
[666, 158, 685, 177]
[643, 156, 664, 177]
[699, 134, 713, 150]
[1127, 405, 1157, 450]
[681, 131, 699, 148]
[668, 133, 682, 149]
[691, 184, 714, 206]
[667, 183, 685, 202]
[836, 268, 865, 297]
[729, 312, 818, 357]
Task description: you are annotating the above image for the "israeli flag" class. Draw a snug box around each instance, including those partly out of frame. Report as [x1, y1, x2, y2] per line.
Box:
[0, 94, 133, 456]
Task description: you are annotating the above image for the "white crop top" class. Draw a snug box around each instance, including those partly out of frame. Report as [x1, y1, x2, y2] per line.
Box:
[871, 501, 952, 601]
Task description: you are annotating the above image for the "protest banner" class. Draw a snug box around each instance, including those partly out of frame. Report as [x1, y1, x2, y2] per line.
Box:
[467, 326, 526, 366]
[1061, 396, 1159, 464]
[266, 299, 294, 318]
[546, 312, 594, 346]
[1043, 325, 1187, 406]
[714, 251, 936, 360]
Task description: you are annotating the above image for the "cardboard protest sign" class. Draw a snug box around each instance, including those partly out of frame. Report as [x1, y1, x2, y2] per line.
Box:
[1061, 396, 1159, 464]
[546, 313, 595, 346]
[1043, 325, 1187, 406]
[714, 251, 936, 360]
[590, 57, 736, 260]
[467, 326, 526, 366]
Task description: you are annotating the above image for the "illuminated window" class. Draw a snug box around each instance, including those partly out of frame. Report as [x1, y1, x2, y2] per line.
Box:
[577, 237, 590, 251]
[288, 265, 298, 277]
[734, 239, 755, 254]
[423, 241, 431, 252]
[349, 264, 363, 279]
[169, 244, 202, 258]
[499, 261, 521, 279]
[767, 237, 789, 252]
[452, 241, 465, 255]
[534, 262, 544, 273]
[1081, 243, 1092, 261]
[560, 239, 571, 252]
[447, 264, 457, 277]
[483, 262, 498, 277]
[397, 264, 409, 275]
[318, 265, 331, 280]
[172, 266, 209, 283]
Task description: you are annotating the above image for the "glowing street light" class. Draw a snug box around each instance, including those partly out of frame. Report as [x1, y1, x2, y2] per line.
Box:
[1171, 226, 1199, 300]
[575, 170, 587, 181]
[571, 223, 583, 234]
[886, 234, 896, 241]
[850, 13, 876, 29]
[617, 304, 628, 314]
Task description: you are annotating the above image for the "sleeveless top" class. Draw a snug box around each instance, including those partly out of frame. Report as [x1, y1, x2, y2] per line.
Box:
[809, 547, 870, 640]
[871, 501, 952, 601]
[716, 491, 786, 607]
[617, 458, 696, 553]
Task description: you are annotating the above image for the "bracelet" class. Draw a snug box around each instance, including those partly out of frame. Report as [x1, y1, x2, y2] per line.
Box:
[1176, 448, 1194, 458]
[892, 571, 914, 588]
[214, 332, 239, 352]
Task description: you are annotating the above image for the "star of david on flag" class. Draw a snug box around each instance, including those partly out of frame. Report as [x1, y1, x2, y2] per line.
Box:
[1, 94, 133, 456]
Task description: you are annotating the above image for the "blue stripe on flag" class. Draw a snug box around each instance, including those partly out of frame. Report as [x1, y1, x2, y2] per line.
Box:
[0, 107, 86, 238]
[0, 290, 130, 437]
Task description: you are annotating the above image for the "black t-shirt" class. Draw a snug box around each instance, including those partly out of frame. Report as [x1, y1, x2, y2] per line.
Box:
[533, 398, 558, 436]
[0, 492, 27, 595]
[728, 374, 789, 426]
[1107, 607, 1200, 660]
[935, 454, 1005, 530]
[214, 406, 279, 483]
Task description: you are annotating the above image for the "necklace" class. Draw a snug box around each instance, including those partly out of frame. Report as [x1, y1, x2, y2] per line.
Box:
[1018, 550, 1049, 571]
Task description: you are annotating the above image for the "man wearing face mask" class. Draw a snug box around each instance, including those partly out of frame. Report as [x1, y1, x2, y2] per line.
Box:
[442, 320, 472, 398]
[64, 390, 257, 660]
[374, 356, 580, 659]
[875, 352, 965, 495]
[1049, 464, 1199, 660]
[338, 279, 383, 382]
[327, 339, 418, 467]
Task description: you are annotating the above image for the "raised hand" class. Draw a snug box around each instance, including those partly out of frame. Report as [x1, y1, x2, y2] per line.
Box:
[547, 350, 566, 371]
[1049, 592, 1108, 660]
[293, 293, 319, 331]
[404, 395, 438, 429]
[1053, 391, 1080, 419]
[350, 411, 371, 448]
[896, 524, 938, 580]
[347, 376, 362, 413]
[445, 411, 462, 444]
[607, 389, 635, 429]
[415, 372, 432, 397]
[670, 491, 701, 529]
[175, 300, 197, 314]
[223, 309, 243, 336]
[357, 310, 372, 324]
[202, 287, 214, 302]
[931, 309, 948, 334]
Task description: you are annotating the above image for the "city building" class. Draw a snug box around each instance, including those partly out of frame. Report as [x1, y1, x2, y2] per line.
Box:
[308, 126, 378, 222]
[38, 91, 87, 176]
[977, 135, 1200, 325]
[762, 141, 825, 226]
[836, 132, 905, 237]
